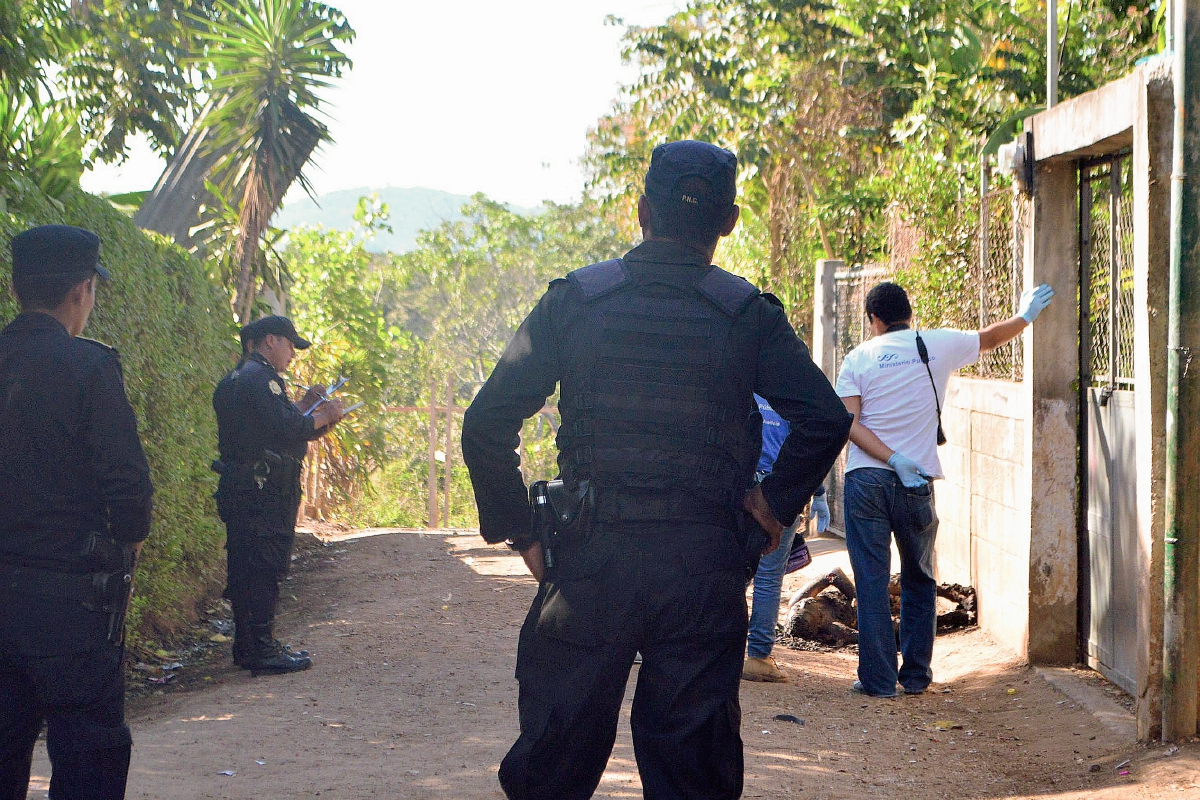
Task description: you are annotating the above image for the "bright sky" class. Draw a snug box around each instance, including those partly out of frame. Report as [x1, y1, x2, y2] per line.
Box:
[80, 0, 686, 208]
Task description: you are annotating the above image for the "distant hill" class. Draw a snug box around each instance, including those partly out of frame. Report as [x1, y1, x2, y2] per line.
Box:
[273, 186, 535, 253]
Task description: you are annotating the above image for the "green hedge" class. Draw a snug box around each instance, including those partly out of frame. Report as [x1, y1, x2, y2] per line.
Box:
[0, 179, 236, 640]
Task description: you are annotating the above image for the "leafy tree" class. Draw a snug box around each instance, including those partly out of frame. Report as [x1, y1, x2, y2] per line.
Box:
[393, 196, 627, 389]
[187, 0, 354, 322]
[0, 0, 65, 106]
[333, 196, 629, 527]
[0, 95, 85, 198]
[56, 0, 220, 163]
[588, 0, 1160, 340]
[284, 196, 409, 516]
[587, 0, 891, 336]
[1, 0, 229, 165]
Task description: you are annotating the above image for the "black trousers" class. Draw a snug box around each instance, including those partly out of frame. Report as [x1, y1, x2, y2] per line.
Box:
[0, 643, 131, 800]
[220, 488, 300, 627]
[499, 526, 748, 800]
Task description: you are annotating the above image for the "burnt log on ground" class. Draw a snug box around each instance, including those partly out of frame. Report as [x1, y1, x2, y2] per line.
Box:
[937, 583, 976, 612]
[785, 587, 858, 646]
[936, 583, 977, 631]
[780, 572, 979, 647]
[787, 567, 856, 607]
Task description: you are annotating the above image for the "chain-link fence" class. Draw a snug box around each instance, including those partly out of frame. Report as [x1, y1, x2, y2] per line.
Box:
[971, 188, 1031, 381]
[1082, 154, 1136, 388]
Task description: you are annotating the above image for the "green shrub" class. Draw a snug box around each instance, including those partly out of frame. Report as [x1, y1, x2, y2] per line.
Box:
[0, 178, 235, 641]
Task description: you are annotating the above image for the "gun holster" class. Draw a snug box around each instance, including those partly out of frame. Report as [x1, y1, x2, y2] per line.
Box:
[528, 479, 593, 570]
[81, 533, 137, 645]
[211, 451, 299, 492]
[545, 478, 594, 534]
[210, 457, 272, 489]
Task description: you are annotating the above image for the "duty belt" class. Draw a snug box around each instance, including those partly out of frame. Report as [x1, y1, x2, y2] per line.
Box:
[212, 450, 302, 489]
[0, 563, 94, 603]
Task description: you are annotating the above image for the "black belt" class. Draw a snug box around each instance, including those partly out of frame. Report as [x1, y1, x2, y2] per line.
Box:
[0, 563, 94, 603]
[214, 452, 302, 486]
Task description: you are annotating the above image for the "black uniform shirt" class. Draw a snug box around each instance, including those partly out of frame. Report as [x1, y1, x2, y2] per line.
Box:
[0, 312, 153, 571]
[212, 352, 322, 466]
[462, 239, 854, 546]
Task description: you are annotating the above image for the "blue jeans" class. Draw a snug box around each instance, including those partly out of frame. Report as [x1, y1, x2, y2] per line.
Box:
[843, 467, 938, 696]
[746, 520, 799, 659]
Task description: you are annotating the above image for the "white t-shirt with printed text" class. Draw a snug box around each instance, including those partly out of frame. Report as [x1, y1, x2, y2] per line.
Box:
[834, 329, 980, 478]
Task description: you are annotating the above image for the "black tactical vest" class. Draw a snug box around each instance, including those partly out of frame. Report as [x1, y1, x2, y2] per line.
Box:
[555, 258, 760, 524]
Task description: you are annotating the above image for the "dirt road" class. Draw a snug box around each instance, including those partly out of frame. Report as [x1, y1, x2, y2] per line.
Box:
[26, 528, 1200, 799]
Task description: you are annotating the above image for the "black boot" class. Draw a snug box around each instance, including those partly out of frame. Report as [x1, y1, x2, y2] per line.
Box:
[255, 584, 308, 658]
[232, 609, 253, 669]
[247, 623, 312, 676]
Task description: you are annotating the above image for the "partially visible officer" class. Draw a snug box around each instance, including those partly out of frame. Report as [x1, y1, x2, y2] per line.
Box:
[212, 315, 344, 676]
[462, 140, 853, 800]
[0, 225, 154, 800]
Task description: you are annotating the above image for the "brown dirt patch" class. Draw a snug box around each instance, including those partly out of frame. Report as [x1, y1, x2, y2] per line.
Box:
[23, 528, 1200, 799]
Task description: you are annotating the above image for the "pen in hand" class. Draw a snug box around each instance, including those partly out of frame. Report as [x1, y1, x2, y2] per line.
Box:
[304, 376, 348, 417]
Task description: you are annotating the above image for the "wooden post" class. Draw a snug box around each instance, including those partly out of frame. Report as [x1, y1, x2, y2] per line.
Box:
[443, 375, 454, 528]
[427, 375, 439, 529]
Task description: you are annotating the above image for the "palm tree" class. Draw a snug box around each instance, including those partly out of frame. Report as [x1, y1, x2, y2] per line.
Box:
[136, 0, 353, 321]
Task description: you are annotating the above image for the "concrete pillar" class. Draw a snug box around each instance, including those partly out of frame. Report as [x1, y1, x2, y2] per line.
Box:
[1164, 0, 1200, 738]
[1133, 63, 1173, 742]
[811, 259, 842, 380]
[1022, 154, 1080, 664]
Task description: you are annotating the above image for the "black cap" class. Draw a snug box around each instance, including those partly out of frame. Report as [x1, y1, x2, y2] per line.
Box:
[240, 315, 312, 350]
[644, 140, 737, 227]
[10, 225, 111, 281]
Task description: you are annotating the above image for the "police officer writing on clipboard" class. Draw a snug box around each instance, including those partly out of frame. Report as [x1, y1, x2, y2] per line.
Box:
[212, 316, 344, 676]
[0, 225, 154, 800]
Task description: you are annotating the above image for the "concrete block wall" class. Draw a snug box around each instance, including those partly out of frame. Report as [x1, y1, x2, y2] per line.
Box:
[937, 376, 1030, 657]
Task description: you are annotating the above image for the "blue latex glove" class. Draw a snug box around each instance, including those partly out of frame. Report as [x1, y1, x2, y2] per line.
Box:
[887, 452, 929, 488]
[1018, 283, 1055, 324]
[810, 493, 830, 533]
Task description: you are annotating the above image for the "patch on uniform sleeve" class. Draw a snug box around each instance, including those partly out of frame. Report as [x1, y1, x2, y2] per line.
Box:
[269, 380, 283, 396]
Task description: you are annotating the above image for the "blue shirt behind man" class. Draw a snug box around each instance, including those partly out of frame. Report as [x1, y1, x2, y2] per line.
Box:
[756, 393, 790, 474]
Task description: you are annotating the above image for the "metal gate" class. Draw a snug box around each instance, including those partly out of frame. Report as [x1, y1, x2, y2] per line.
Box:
[1079, 152, 1138, 695]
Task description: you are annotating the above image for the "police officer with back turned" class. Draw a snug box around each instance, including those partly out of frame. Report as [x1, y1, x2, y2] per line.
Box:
[212, 315, 344, 676]
[462, 140, 853, 800]
[0, 225, 154, 800]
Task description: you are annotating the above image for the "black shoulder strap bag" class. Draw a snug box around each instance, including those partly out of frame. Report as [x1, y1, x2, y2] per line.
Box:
[913, 330, 948, 446]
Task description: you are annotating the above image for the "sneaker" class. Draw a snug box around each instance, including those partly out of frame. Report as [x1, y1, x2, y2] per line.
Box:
[742, 656, 788, 683]
[901, 685, 928, 695]
[851, 680, 896, 698]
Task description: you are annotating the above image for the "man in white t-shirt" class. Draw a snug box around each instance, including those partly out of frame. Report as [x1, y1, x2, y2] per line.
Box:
[834, 281, 1054, 697]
